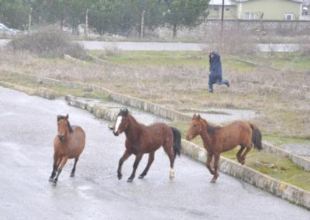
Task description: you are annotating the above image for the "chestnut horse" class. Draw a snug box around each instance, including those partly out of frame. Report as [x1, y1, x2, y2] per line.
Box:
[112, 108, 182, 182]
[49, 114, 86, 185]
[186, 114, 262, 183]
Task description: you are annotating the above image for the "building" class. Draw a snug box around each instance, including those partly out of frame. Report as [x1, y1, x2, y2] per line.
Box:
[208, 0, 238, 19]
[208, 0, 308, 21]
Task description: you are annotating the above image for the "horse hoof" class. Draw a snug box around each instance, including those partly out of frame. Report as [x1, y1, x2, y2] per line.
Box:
[70, 173, 75, 178]
[49, 177, 54, 182]
[127, 178, 134, 183]
[210, 179, 216, 183]
[169, 169, 175, 180]
[117, 174, 122, 180]
[138, 175, 144, 179]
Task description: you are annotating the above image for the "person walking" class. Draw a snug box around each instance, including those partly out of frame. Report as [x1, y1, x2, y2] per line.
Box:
[208, 51, 230, 93]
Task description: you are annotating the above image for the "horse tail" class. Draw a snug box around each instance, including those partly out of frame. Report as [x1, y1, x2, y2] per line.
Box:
[171, 127, 182, 158]
[250, 123, 262, 151]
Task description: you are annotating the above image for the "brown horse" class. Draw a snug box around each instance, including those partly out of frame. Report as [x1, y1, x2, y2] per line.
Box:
[186, 114, 262, 183]
[111, 108, 182, 182]
[49, 114, 86, 185]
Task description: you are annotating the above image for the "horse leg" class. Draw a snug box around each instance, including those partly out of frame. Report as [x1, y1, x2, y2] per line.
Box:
[127, 154, 143, 182]
[70, 157, 79, 177]
[49, 154, 58, 182]
[168, 151, 175, 180]
[162, 142, 176, 179]
[210, 154, 220, 183]
[139, 152, 155, 179]
[240, 146, 252, 165]
[53, 156, 68, 185]
[117, 149, 131, 180]
[236, 145, 245, 164]
[206, 152, 215, 175]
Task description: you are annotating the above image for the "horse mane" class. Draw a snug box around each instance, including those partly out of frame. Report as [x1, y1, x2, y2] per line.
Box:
[201, 118, 220, 135]
[57, 115, 73, 133]
[129, 113, 146, 129]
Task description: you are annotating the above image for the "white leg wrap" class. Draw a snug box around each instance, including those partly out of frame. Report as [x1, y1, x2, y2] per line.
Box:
[169, 169, 175, 179]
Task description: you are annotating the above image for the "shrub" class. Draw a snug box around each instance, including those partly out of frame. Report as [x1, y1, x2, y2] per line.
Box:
[8, 28, 88, 59]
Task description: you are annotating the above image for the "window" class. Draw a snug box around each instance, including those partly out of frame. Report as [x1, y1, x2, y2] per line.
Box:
[244, 12, 257, 20]
[284, 13, 294, 20]
[302, 7, 308, 16]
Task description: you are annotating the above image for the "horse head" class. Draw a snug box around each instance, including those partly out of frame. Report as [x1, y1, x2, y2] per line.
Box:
[57, 114, 71, 142]
[113, 108, 130, 136]
[186, 114, 205, 141]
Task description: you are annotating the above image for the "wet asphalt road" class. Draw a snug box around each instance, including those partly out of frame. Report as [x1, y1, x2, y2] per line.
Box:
[0, 87, 309, 220]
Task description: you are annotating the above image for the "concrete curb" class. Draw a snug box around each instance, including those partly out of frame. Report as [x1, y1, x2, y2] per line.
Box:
[6, 73, 310, 170]
[43, 77, 310, 172]
[263, 142, 310, 171]
[36, 76, 190, 121]
[3, 73, 310, 209]
[65, 95, 310, 210]
[181, 139, 310, 210]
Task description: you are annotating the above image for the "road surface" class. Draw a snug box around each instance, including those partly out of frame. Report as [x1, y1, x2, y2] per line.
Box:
[0, 86, 308, 220]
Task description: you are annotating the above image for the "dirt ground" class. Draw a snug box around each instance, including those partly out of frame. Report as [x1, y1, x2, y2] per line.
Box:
[0, 49, 309, 139]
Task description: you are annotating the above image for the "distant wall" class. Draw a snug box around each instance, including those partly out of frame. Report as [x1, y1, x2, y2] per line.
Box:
[155, 20, 310, 40]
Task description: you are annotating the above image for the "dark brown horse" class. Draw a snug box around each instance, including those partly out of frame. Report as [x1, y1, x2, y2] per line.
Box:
[111, 108, 182, 182]
[49, 114, 86, 185]
[186, 114, 262, 183]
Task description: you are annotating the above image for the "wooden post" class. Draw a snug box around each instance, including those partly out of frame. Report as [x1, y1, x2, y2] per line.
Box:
[28, 7, 32, 31]
[221, 0, 225, 34]
[220, 0, 225, 50]
[140, 10, 146, 38]
[85, 8, 89, 39]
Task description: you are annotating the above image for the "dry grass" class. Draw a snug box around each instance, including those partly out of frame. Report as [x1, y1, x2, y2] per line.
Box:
[7, 28, 88, 59]
[0, 49, 309, 138]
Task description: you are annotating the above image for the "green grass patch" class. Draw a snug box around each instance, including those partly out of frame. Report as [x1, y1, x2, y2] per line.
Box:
[100, 51, 210, 67]
[224, 56, 256, 73]
[266, 53, 310, 72]
[92, 51, 258, 73]
[0, 72, 109, 101]
[264, 135, 310, 146]
[243, 53, 310, 73]
[223, 149, 310, 190]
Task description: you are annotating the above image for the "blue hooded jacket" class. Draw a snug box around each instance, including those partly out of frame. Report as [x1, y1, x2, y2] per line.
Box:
[209, 52, 222, 78]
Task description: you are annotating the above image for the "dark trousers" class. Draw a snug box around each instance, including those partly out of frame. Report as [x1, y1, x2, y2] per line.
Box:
[208, 74, 229, 92]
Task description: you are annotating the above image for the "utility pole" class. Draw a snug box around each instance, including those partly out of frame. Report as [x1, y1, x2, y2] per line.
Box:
[85, 8, 89, 39]
[221, 0, 225, 34]
[220, 0, 225, 50]
[140, 10, 146, 38]
[28, 7, 32, 32]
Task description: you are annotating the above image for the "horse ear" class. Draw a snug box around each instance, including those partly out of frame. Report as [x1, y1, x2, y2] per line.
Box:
[124, 108, 129, 116]
[192, 114, 196, 119]
[66, 114, 69, 119]
[197, 114, 201, 119]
